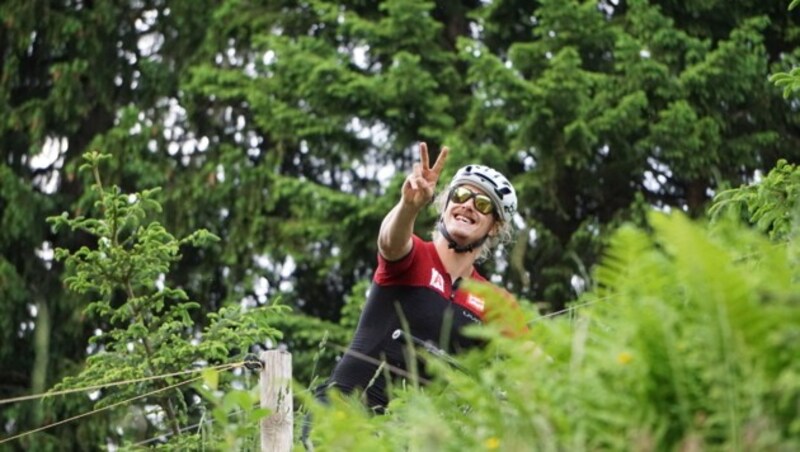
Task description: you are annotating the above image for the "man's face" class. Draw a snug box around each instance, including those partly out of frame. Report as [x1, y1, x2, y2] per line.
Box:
[442, 184, 497, 243]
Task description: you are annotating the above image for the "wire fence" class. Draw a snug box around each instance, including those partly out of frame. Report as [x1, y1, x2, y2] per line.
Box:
[0, 294, 613, 446]
[0, 362, 243, 445]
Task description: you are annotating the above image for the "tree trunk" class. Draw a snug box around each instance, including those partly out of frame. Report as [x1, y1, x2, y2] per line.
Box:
[31, 297, 51, 425]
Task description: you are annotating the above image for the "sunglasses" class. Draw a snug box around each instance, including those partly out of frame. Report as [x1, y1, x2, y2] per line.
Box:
[448, 186, 496, 216]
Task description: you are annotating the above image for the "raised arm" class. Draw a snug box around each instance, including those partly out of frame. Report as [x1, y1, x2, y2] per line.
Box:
[378, 142, 448, 261]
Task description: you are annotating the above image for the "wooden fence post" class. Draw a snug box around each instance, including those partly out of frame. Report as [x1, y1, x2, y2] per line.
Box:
[260, 349, 293, 452]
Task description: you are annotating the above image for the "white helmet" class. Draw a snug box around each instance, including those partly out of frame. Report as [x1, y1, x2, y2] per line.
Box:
[448, 164, 517, 222]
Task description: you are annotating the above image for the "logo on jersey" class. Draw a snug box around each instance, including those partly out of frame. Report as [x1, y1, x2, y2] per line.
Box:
[462, 310, 480, 323]
[466, 294, 485, 313]
[429, 268, 445, 293]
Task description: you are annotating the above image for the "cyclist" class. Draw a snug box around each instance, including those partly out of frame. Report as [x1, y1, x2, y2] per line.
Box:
[319, 141, 520, 412]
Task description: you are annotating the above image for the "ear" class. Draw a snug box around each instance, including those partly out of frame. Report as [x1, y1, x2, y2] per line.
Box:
[488, 222, 500, 237]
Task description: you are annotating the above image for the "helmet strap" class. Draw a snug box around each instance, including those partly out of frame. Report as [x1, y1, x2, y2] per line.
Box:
[437, 220, 489, 254]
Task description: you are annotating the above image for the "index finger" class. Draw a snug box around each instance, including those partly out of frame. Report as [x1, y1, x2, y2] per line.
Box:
[419, 142, 430, 170]
[430, 146, 449, 176]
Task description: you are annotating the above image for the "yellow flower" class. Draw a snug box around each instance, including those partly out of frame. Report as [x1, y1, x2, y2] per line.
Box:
[617, 351, 633, 365]
[484, 437, 500, 450]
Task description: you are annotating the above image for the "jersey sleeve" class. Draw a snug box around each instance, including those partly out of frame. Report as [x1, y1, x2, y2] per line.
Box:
[374, 234, 423, 284]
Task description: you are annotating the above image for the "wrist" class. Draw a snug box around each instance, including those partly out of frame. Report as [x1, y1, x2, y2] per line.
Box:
[400, 196, 426, 213]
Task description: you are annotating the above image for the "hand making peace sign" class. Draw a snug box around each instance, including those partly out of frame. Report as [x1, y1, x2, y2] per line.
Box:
[402, 142, 449, 210]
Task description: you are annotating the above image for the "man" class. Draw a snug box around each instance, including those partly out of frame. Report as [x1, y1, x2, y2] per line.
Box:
[320, 141, 518, 412]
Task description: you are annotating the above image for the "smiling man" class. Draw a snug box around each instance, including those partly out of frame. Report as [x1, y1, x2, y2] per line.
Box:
[316, 141, 519, 414]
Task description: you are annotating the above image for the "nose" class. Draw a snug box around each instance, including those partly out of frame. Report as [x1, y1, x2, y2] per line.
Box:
[455, 200, 478, 216]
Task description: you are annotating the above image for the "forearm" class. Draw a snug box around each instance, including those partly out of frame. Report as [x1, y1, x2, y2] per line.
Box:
[378, 142, 447, 260]
[377, 200, 421, 260]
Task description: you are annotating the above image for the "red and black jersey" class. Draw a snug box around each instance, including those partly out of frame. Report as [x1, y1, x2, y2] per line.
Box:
[326, 235, 489, 411]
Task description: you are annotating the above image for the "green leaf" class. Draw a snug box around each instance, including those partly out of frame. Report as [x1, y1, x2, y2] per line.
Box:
[202, 368, 219, 390]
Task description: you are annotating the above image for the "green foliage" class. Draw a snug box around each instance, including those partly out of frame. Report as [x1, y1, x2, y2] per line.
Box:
[304, 208, 800, 450]
[0, 165, 51, 361]
[769, 1, 800, 97]
[191, 370, 269, 451]
[710, 159, 800, 241]
[44, 152, 286, 448]
[449, 0, 798, 309]
[770, 68, 800, 99]
[340, 279, 372, 332]
[263, 279, 366, 396]
[4, 0, 800, 448]
[267, 313, 351, 389]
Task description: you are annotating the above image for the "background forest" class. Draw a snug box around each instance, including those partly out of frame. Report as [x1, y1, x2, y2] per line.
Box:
[2, 0, 800, 450]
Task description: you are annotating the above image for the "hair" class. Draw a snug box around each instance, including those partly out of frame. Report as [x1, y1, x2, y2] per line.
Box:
[430, 188, 515, 262]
